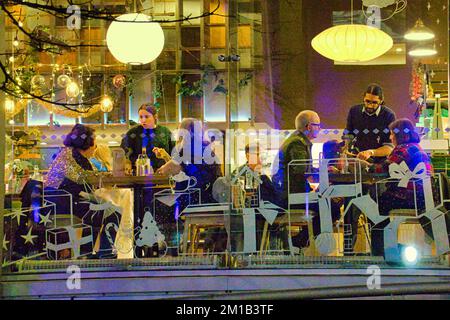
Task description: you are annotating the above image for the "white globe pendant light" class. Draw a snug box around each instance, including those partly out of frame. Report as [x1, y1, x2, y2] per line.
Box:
[106, 13, 165, 65]
[311, 24, 393, 62]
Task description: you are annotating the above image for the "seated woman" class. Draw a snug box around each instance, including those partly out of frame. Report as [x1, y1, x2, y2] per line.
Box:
[322, 140, 346, 174]
[44, 124, 119, 258]
[365, 118, 433, 256]
[90, 144, 112, 172]
[156, 118, 223, 252]
[157, 118, 222, 202]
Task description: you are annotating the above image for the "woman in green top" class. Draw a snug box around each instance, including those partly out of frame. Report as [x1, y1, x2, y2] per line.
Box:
[121, 103, 174, 172]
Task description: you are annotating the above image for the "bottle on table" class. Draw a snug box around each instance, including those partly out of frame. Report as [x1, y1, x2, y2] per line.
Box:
[31, 165, 43, 181]
[136, 147, 153, 176]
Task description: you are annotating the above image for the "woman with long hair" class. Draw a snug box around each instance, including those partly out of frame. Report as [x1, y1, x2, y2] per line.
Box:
[120, 103, 174, 172]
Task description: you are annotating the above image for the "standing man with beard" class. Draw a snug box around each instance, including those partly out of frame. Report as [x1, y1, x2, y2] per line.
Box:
[344, 83, 396, 255]
[345, 84, 396, 163]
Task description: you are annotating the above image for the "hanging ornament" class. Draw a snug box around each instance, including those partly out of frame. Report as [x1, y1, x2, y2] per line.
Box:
[100, 95, 114, 113]
[31, 75, 46, 87]
[112, 74, 126, 89]
[57, 74, 71, 88]
[66, 81, 80, 98]
[30, 75, 47, 94]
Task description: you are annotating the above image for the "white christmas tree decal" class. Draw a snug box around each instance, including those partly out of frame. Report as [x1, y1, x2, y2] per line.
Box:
[135, 210, 167, 257]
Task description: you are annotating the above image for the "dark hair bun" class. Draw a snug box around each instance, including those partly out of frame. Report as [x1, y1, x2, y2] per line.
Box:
[63, 124, 95, 150]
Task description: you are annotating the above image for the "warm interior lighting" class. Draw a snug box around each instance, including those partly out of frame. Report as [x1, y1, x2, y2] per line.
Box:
[66, 81, 80, 97]
[5, 98, 15, 114]
[404, 18, 435, 41]
[408, 43, 437, 57]
[100, 96, 113, 113]
[311, 24, 393, 62]
[106, 13, 165, 65]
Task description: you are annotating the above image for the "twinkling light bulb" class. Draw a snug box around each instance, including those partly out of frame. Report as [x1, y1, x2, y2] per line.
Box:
[100, 95, 114, 112]
[66, 81, 80, 98]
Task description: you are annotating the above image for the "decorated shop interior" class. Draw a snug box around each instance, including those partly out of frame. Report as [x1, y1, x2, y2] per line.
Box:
[1, 0, 450, 299]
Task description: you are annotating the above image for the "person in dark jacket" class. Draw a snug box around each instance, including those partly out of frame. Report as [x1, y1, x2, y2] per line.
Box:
[155, 118, 222, 253]
[345, 83, 396, 163]
[272, 110, 320, 208]
[365, 118, 434, 256]
[120, 103, 174, 172]
[271, 111, 341, 249]
[157, 118, 222, 202]
[344, 84, 396, 254]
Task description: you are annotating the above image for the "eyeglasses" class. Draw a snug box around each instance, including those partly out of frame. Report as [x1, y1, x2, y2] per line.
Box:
[308, 122, 321, 128]
[364, 99, 381, 106]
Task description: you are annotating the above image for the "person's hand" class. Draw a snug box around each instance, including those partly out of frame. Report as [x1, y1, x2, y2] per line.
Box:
[359, 159, 372, 169]
[357, 150, 374, 161]
[249, 163, 262, 173]
[156, 160, 182, 176]
[152, 147, 171, 162]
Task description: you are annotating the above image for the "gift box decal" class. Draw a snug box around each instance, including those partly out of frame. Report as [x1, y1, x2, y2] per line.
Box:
[46, 224, 93, 260]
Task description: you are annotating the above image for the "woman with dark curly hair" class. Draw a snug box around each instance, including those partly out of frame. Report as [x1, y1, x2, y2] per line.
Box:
[366, 118, 434, 256]
[45, 124, 97, 193]
[44, 124, 119, 258]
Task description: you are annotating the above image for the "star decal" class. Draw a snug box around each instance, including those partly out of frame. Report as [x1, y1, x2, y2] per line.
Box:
[430, 70, 435, 78]
[21, 227, 38, 245]
[10, 210, 27, 226]
[2, 234, 9, 251]
[39, 212, 52, 226]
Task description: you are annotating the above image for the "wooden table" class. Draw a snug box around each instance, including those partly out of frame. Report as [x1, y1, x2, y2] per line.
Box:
[86, 174, 170, 188]
[328, 173, 389, 185]
[87, 174, 170, 257]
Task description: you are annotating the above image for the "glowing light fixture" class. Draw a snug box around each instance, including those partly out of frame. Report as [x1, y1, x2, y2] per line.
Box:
[5, 98, 15, 114]
[311, 24, 393, 62]
[402, 245, 419, 265]
[106, 13, 165, 65]
[405, 19, 435, 41]
[408, 43, 437, 57]
[66, 81, 80, 98]
[100, 95, 114, 113]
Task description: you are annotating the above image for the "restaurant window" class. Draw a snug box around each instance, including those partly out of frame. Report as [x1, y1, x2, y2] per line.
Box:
[129, 77, 153, 124]
[4, 0, 450, 289]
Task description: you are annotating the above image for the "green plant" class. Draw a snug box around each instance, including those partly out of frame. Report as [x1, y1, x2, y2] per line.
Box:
[171, 66, 252, 98]
[172, 73, 205, 98]
[239, 73, 253, 88]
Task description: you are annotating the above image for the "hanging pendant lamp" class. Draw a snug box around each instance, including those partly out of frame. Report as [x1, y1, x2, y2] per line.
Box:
[311, 0, 393, 62]
[408, 43, 437, 57]
[106, 13, 165, 65]
[404, 18, 435, 41]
